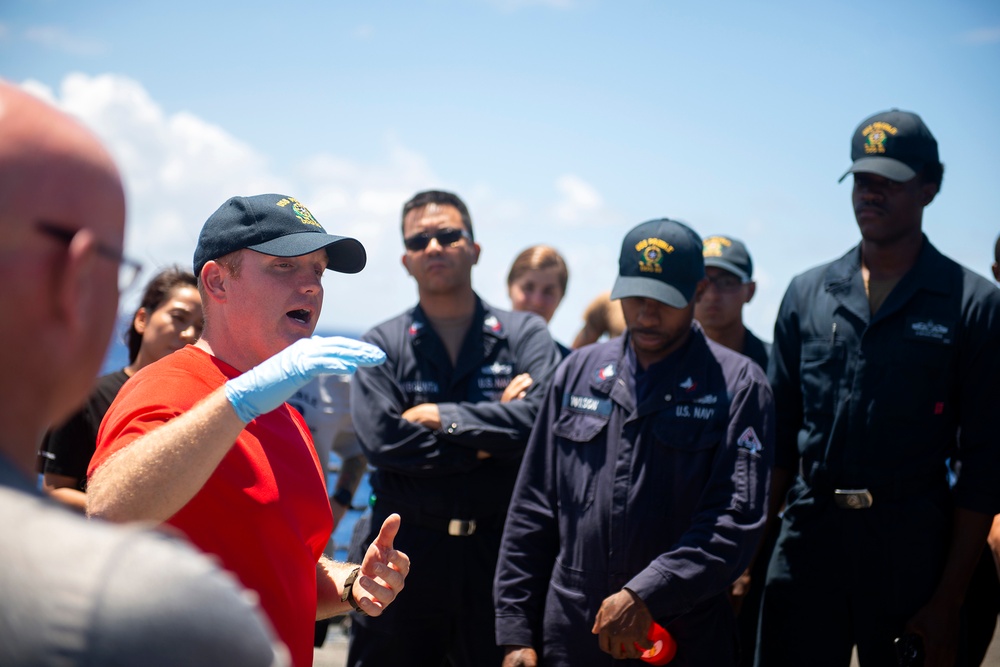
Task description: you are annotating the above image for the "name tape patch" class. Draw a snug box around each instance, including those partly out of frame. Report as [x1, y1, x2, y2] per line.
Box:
[563, 393, 613, 417]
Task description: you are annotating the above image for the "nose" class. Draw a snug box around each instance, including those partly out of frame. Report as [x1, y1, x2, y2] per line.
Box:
[635, 298, 658, 324]
[424, 236, 445, 254]
[180, 323, 200, 343]
[300, 268, 323, 294]
[855, 177, 884, 202]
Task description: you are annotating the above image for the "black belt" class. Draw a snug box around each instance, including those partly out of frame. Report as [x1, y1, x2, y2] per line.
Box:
[374, 495, 498, 537]
[801, 462, 949, 510]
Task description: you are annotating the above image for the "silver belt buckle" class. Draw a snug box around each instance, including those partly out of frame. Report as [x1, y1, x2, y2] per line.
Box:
[447, 519, 477, 536]
[834, 488, 873, 509]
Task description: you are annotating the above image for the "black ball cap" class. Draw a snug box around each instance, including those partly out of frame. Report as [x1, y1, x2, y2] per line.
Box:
[193, 194, 366, 277]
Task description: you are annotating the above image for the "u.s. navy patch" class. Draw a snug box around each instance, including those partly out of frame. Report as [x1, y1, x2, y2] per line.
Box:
[737, 426, 763, 454]
[563, 393, 612, 416]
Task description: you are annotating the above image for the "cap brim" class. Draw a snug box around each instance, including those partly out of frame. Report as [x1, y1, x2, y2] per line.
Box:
[703, 258, 750, 283]
[838, 157, 917, 183]
[610, 275, 691, 308]
[248, 233, 367, 274]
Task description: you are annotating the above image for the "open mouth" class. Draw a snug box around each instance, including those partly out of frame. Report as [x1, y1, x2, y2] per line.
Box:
[287, 309, 312, 325]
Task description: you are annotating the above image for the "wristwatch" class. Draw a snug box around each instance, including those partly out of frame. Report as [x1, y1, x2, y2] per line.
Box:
[332, 487, 353, 509]
[340, 566, 367, 615]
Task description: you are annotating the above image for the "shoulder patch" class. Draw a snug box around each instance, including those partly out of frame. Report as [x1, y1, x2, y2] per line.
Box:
[737, 426, 763, 454]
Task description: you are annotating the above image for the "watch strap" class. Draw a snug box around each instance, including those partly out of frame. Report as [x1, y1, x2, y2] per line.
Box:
[340, 566, 367, 615]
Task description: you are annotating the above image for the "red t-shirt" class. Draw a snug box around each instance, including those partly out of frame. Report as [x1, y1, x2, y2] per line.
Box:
[90, 346, 333, 667]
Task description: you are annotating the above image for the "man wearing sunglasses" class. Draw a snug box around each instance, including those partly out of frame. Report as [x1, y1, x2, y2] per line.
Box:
[0, 80, 285, 665]
[348, 190, 563, 666]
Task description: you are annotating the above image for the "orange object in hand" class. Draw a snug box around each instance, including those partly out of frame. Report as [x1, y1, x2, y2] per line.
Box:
[637, 622, 676, 665]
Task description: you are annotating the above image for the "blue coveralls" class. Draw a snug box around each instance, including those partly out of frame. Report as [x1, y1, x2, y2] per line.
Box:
[348, 296, 562, 667]
[758, 239, 1000, 666]
[495, 324, 774, 666]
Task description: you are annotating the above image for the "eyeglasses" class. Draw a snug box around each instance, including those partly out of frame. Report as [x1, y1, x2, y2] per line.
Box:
[403, 228, 472, 252]
[704, 273, 747, 294]
[36, 221, 144, 293]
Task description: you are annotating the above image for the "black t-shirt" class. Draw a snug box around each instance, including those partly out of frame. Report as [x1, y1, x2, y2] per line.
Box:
[41, 369, 130, 490]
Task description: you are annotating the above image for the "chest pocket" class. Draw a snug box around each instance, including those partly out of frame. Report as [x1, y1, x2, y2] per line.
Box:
[800, 339, 844, 418]
[553, 410, 610, 513]
[649, 407, 725, 518]
[651, 407, 723, 452]
[874, 326, 956, 419]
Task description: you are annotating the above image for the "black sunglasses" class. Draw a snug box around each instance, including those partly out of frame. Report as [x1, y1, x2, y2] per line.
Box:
[403, 228, 471, 252]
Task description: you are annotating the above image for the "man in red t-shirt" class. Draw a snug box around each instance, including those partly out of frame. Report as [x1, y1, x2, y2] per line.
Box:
[88, 194, 410, 667]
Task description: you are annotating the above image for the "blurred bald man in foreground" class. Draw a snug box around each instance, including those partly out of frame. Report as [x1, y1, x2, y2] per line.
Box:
[0, 80, 287, 666]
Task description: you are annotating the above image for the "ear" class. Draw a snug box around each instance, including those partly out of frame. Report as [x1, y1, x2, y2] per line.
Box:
[744, 281, 757, 304]
[133, 307, 149, 335]
[693, 278, 708, 303]
[920, 181, 938, 206]
[470, 241, 481, 266]
[55, 229, 105, 334]
[200, 261, 228, 304]
[401, 252, 413, 277]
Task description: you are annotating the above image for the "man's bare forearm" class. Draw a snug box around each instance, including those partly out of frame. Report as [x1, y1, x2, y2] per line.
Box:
[87, 388, 246, 523]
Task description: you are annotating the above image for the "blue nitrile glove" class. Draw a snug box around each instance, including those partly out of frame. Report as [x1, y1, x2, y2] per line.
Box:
[224, 335, 386, 423]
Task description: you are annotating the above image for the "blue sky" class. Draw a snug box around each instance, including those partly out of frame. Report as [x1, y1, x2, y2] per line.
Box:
[3, 0, 999, 346]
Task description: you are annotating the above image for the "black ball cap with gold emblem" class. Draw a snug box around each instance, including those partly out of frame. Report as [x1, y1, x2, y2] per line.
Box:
[611, 218, 704, 309]
[702, 235, 753, 283]
[193, 193, 366, 277]
[839, 109, 939, 184]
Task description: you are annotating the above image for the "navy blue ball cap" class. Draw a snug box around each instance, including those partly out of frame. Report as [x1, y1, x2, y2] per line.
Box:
[611, 218, 704, 308]
[193, 194, 366, 277]
[838, 109, 939, 183]
[702, 234, 753, 282]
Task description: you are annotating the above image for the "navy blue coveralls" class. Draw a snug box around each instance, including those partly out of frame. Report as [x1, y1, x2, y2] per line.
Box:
[348, 296, 561, 667]
[758, 239, 1000, 666]
[495, 324, 774, 667]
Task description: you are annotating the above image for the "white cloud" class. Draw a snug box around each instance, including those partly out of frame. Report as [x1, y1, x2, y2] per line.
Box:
[32, 73, 282, 283]
[22, 72, 629, 342]
[550, 173, 604, 225]
[24, 26, 107, 56]
[20, 73, 445, 332]
[960, 26, 1000, 44]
